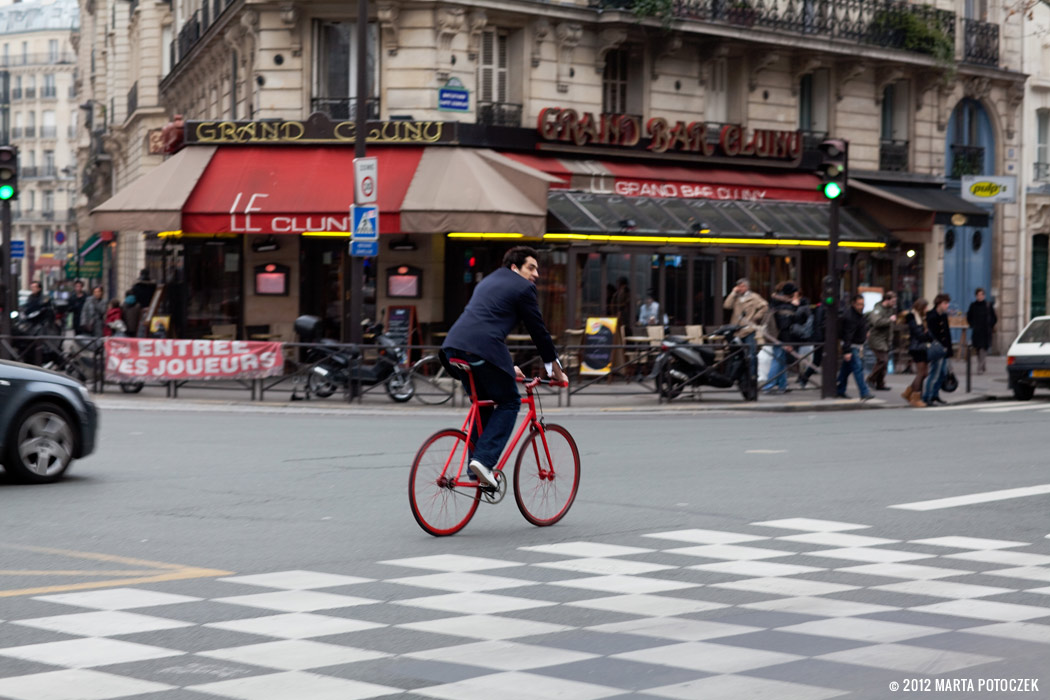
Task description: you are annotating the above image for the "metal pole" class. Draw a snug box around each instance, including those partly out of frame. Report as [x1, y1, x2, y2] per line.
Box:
[346, 0, 368, 347]
[822, 197, 840, 398]
[0, 199, 11, 350]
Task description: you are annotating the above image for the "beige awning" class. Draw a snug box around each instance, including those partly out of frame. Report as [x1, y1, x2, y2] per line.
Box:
[89, 146, 217, 232]
[399, 148, 560, 238]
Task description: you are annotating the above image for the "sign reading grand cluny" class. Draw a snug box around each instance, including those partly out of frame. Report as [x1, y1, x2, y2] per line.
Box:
[537, 108, 803, 165]
[185, 112, 457, 146]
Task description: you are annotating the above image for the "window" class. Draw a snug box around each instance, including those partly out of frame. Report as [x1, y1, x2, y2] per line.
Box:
[880, 82, 909, 141]
[21, 41, 27, 64]
[43, 74, 56, 97]
[1037, 109, 1050, 180]
[48, 39, 59, 62]
[162, 25, 173, 75]
[707, 58, 729, 123]
[602, 49, 629, 114]
[798, 70, 829, 133]
[478, 29, 507, 105]
[312, 20, 379, 119]
[43, 190, 54, 213]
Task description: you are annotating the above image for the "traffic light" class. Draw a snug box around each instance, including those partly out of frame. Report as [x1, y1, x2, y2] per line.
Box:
[817, 138, 847, 200]
[822, 275, 836, 307]
[0, 146, 17, 201]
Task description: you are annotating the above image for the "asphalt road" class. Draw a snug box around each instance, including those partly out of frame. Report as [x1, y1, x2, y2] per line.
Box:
[1, 401, 1048, 699]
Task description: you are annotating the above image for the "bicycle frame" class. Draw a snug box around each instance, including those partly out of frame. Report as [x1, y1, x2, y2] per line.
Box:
[444, 359, 560, 489]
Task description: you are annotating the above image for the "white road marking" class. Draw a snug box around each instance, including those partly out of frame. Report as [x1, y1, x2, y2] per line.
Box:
[890, 484, 1050, 511]
[978, 403, 1050, 413]
[746, 449, 787, 454]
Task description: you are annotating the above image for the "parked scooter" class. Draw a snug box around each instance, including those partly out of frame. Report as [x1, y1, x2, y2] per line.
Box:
[647, 324, 758, 401]
[293, 315, 414, 402]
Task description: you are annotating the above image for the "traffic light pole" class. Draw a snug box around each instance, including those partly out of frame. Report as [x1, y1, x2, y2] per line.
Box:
[0, 200, 12, 354]
[821, 198, 840, 399]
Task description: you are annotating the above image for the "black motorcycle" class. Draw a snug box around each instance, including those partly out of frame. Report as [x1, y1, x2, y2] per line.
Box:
[648, 324, 757, 401]
[293, 315, 414, 402]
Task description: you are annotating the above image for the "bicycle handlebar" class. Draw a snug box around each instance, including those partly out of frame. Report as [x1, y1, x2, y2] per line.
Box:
[517, 376, 569, 389]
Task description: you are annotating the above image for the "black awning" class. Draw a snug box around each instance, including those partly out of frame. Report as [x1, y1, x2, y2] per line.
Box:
[547, 191, 888, 244]
[852, 181, 990, 226]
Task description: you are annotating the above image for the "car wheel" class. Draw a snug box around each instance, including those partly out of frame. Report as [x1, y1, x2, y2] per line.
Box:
[1013, 382, 1035, 401]
[3, 402, 76, 483]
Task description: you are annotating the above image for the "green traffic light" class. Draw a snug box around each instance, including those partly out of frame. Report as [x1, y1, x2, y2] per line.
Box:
[825, 296, 835, 305]
[822, 181, 843, 200]
[0, 184, 13, 200]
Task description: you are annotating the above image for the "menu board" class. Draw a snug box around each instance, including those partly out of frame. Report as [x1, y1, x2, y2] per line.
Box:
[386, 305, 418, 352]
[581, 317, 618, 375]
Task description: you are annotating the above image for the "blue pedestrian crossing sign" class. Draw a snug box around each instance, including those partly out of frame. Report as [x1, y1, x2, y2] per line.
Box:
[351, 205, 378, 257]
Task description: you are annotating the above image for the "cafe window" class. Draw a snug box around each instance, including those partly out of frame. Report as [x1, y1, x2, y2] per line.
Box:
[182, 239, 242, 338]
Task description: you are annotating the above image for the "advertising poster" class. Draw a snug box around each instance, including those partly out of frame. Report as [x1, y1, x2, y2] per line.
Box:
[581, 317, 618, 375]
[105, 338, 284, 382]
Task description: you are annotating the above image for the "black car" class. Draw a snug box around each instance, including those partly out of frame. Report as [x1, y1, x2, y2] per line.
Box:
[0, 359, 98, 483]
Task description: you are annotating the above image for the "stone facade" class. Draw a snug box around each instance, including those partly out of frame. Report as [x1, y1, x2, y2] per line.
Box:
[78, 0, 1027, 346]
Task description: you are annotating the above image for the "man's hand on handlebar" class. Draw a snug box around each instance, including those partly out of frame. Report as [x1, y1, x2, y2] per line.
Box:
[549, 363, 569, 385]
[514, 365, 526, 380]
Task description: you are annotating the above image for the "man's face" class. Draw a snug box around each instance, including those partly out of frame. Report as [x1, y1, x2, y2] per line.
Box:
[512, 256, 539, 284]
[30, 282, 41, 293]
[93, 287, 103, 298]
[937, 300, 950, 313]
[74, 282, 84, 293]
[976, 290, 985, 302]
[884, 296, 895, 308]
[853, 298, 865, 312]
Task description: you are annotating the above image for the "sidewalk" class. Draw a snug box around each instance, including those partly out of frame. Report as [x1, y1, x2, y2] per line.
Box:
[91, 355, 1012, 415]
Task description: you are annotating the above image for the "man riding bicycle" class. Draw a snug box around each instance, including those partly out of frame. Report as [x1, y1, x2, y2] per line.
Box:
[441, 246, 568, 489]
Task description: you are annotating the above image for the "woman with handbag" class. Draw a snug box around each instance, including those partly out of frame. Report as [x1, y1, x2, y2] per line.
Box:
[903, 299, 932, 407]
[923, 294, 953, 406]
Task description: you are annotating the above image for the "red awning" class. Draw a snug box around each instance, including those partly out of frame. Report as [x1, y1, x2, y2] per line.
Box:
[501, 153, 821, 203]
[181, 146, 423, 235]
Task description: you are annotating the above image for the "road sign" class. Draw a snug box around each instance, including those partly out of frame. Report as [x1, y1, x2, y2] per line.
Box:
[55, 230, 66, 245]
[351, 239, 378, 257]
[438, 77, 469, 112]
[354, 157, 378, 205]
[9, 240, 24, 259]
[352, 205, 378, 240]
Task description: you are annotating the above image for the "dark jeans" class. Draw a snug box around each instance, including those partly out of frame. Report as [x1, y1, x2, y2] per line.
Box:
[836, 346, 871, 397]
[442, 348, 521, 469]
[867, 349, 889, 387]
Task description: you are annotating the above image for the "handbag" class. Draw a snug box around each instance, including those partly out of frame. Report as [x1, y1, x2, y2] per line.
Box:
[925, 340, 947, 363]
[942, 361, 959, 393]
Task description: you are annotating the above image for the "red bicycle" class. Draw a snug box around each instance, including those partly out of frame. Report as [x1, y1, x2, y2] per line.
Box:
[408, 359, 580, 537]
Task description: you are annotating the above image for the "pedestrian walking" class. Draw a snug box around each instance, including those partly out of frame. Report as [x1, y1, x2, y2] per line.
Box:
[80, 286, 106, 336]
[903, 298, 932, 407]
[836, 293, 873, 400]
[68, 281, 88, 334]
[723, 278, 768, 378]
[865, 291, 897, 391]
[763, 282, 808, 393]
[966, 287, 996, 374]
[922, 293, 953, 405]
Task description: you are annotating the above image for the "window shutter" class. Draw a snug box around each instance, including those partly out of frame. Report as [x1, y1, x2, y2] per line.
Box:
[496, 33, 507, 104]
[479, 30, 494, 102]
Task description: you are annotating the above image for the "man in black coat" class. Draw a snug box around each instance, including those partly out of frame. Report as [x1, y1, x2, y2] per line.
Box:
[442, 246, 567, 488]
[966, 287, 996, 374]
[835, 294, 873, 400]
[923, 293, 953, 405]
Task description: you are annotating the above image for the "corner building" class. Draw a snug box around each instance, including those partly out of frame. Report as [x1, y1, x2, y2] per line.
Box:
[80, 0, 1025, 349]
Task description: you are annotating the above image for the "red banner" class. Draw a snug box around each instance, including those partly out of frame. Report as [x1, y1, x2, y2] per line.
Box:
[105, 338, 284, 381]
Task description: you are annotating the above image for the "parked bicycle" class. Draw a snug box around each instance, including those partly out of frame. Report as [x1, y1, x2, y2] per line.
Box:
[408, 358, 579, 536]
[408, 354, 457, 405]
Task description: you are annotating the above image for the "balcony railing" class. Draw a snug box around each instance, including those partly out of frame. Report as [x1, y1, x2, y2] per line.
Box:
[950, 144, 984, 178]
[20, 166, 38, 177]
[41, 210, 55, 221]
[598, 0, 955, 59]
[1035, 161, 1050, 181]
[41, 126, 57, 138]
[172, 0, 233, 69]
[963, 18, 998, 66]
[10, 88, 20, 100]
[801, 130, 828, 151]
[177, 11, 202, 65]
[310, 97, 381, 121]
[879, 139, 909, 172]
[0, 52, 77, 66]
[41, 86, 57, 99]
[24, 88, 36, 99]
[127, 81, 138, 116]
[24, 126, 36, 138]
[477, 102, 524, 127]
[11, 127, 22, 138]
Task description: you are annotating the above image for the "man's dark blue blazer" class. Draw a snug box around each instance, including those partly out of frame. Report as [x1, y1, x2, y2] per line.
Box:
[442, 267, 559, 378]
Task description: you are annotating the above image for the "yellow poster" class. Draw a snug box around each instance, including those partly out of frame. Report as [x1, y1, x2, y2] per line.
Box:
[581, 317, 618, 375]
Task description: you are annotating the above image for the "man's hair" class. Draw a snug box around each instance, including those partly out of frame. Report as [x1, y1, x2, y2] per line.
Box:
[503, 246, 539, 269]
[852, 293, 864, 304]
[933, 293, 951, 307]
[975, 287, 985, 295]
[735, 278, 750, 288]
[882, 291, 895, 302]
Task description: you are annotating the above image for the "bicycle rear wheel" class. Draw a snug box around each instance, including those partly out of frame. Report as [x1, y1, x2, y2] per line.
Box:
[513, 424, 580, 527]
[411, 355, 456, 405]
[409, 429, 480, 536]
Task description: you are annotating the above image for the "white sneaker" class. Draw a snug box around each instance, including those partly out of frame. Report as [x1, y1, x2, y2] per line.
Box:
[468, 459, 498, 489]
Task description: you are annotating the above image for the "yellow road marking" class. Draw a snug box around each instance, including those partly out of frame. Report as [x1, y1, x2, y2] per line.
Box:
[0, 544, 233, 597]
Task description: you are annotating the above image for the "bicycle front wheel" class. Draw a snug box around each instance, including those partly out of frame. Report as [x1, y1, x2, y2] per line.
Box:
[514, 424, 580, 527]
[411, 355, 457, 405]
[409, 429, 480, 536]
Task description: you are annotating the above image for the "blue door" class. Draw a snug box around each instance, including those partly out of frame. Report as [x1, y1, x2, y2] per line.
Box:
[942, 225, 992, 345]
